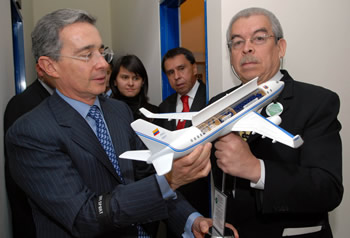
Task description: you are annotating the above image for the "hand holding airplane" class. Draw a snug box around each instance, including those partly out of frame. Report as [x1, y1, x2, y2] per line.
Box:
[120, 78, 304, 175]
[165, 143, 212, 190]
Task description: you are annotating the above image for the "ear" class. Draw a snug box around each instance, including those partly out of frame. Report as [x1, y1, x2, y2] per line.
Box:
[277, 38, 287, 58]
[37, 56, 60, 78]
[192, 63, 198, 76]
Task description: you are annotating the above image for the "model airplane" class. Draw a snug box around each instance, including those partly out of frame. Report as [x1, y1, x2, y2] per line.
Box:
[119, 78, 304, 175]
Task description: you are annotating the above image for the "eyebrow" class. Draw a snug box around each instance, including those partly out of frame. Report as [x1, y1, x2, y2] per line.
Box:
[176, 64, 185, 69]
[74, 44, 105, 54]
[231, 27, 269, 39]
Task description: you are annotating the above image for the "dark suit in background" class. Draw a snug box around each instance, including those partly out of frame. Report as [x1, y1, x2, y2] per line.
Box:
[158, 80, 210, 218]
[210, 70, 343, 238]
[4, 79, 52, 238]
[6, 93, 197, 238]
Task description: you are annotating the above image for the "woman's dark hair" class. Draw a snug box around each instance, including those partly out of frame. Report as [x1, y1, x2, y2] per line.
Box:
[109, 54, 149, 102]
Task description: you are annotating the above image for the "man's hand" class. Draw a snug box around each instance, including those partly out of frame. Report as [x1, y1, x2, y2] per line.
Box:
[214, 133, 260, 183]
[165, 143, 212, 190]
[192, 217, 239, 238]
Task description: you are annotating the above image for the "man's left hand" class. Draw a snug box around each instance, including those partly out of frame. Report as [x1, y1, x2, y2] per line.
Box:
[191, 217, 239, 238]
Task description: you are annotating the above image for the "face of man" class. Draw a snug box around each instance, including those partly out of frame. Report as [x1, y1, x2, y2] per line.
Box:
[164, 54, 198, 96]
[115, 66, 144, 97]
[229, 15, 286, 84]
[44, 22, 109, 105]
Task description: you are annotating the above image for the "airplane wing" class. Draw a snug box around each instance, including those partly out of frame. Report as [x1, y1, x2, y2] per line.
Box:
[232, 111, 304, 148]
[139, 107, 197, 121]
[119, 150, 152, 162]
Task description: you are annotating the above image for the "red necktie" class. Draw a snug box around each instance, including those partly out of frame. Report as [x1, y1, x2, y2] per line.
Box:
[176, 95, 189, 130]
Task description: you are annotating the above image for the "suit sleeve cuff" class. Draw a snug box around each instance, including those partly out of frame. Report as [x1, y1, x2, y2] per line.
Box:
[182, 212, 201, 238]
[155, 175, 177, 200]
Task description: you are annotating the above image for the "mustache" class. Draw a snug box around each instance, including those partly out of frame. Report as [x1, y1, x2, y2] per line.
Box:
[240, 55, 259, 65]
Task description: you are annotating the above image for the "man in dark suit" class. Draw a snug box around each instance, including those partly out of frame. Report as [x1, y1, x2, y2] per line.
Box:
[159, 47, 207, 131]
[4, 64, 55, 238]
[5, 9, 215, 238]
[210, 7, 343, 237]
[158, 47, 210, 237]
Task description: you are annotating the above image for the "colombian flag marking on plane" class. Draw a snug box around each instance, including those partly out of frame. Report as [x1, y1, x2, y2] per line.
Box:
[153, 128, 160, 136]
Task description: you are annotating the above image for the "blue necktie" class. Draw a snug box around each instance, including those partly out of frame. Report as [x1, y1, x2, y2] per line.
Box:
[88, 105, 124, 181]
[88, 105, 149, 238]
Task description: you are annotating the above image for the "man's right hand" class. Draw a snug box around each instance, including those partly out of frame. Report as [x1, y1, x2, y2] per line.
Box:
[165, 143, 212, 190]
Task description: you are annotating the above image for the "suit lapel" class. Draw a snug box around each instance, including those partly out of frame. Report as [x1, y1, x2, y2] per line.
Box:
[185, 81, 207, 128]
[190, 81, 207, 112]
[49, 93, 123, 183]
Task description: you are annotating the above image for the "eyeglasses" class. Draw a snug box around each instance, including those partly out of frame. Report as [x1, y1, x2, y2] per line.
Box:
[228, 34, 275, 50]
[55, 47, 114, 64]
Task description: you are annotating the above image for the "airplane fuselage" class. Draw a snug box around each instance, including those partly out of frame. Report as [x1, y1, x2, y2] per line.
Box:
[135, 79, 284, 160]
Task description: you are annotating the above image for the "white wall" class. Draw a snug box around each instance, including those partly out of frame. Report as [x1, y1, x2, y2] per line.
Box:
[207, 0, 350, 237]
[21, 0, 35, 86]
[0, 0, 15, 237]
[110, 0, 162, 105]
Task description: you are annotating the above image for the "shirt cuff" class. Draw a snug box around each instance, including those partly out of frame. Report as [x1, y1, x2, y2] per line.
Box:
[182, 212, 201, 238]
[155, 175, 177, 200]
[250, 159, 265, 190]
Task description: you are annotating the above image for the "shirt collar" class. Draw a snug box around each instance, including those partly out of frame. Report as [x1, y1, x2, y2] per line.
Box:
[269, 70, 284, 82]
[177, 80, 199, 101]
[56, 89, 101, 119]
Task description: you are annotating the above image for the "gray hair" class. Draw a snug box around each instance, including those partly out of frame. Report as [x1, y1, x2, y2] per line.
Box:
[226, 7, 284, 48]
[31, 8, 96, 62]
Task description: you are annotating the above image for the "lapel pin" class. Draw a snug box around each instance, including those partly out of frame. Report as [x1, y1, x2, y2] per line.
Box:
[266, 102, 283, 117]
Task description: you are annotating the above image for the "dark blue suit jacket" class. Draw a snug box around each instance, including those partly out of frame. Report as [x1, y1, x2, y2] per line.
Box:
[210, 70, 343, 238]
[6, 93, 195, 238]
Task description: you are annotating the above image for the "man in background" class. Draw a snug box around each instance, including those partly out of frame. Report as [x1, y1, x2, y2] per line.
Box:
[4, 64, 55, 238]
[158, 47, 210, 237]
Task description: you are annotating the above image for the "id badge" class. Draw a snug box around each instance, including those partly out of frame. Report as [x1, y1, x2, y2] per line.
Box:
[212, 187, 228, 236]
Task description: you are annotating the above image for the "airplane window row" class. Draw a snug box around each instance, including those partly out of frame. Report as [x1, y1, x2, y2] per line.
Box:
[190, 133, 204, 142]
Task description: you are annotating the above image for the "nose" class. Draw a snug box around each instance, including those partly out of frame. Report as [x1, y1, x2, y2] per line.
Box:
[94, 53, 109, 70]
[127, 79, 134, 86]
[174, 70, 181, 80]
[242, 40, 254, 54]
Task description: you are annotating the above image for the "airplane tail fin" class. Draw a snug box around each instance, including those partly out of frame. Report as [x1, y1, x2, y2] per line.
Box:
[130, 119, 180, 152]
[121, 119, 188, 175]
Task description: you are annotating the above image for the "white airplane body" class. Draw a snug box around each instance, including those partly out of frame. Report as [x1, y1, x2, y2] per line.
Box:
[120, 78, 304, 175]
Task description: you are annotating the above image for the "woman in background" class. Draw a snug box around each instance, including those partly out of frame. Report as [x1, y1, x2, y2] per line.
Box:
[109, 54, 158, 121]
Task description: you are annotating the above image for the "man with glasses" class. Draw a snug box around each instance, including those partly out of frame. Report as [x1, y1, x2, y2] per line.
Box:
[209, 7, 343, 237]
[5, 8, 216, 238]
